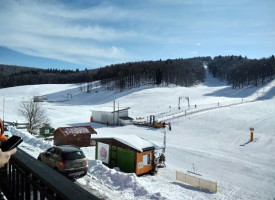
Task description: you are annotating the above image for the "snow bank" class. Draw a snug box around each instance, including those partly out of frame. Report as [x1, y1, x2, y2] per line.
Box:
[10, 127, 52, 151]
[87, 160, 166, 200]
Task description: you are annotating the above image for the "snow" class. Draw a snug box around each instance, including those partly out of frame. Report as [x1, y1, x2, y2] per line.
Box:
[62, 127, 92, 135]
[1, 73, 275, 200]
[92, 135, 160, 152]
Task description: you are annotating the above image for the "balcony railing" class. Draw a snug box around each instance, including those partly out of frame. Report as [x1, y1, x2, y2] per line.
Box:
[0, 148, 99, 200]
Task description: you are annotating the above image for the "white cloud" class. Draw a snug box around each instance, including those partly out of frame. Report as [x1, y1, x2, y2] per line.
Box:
[0, 0, 274, 67]
[0, 0, 135, 66]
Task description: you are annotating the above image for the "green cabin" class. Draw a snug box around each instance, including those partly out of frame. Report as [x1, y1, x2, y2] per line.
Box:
[39, 124, 54, 137]
[93, 135, 158, 175]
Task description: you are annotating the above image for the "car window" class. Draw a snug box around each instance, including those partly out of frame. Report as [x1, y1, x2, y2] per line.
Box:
[47, 148, 60, 158]
[47, 148, 56, 154]
[62, 151, 85, 160]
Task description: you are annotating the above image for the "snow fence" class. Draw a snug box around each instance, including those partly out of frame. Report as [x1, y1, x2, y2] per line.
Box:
[176, 171, 217, 193]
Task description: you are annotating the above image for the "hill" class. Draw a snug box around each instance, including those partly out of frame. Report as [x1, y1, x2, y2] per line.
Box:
[1, 72, 275, 199]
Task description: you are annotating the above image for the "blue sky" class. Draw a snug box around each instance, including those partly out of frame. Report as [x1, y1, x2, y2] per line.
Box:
[0, 0, 274, 70]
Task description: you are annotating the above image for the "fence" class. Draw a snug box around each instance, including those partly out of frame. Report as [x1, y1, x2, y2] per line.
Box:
[176, 171, 217, 193]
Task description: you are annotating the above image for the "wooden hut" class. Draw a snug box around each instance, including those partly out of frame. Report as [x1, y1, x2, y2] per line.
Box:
[53, 126, 97, 147]
[93, 135, 159, 175]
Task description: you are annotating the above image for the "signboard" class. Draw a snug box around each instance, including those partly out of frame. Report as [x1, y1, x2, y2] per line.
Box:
[249, 128, 254, 131]
[138, 162, 143, 169]
[98, 142, 109, 164]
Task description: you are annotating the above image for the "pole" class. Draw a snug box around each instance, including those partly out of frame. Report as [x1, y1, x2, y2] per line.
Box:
[250, 132, 253, 141]
[163, 123, 166, 153]
[249, 128, 254, 142]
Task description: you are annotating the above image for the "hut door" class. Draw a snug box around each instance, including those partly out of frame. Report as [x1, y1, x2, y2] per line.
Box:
[110, 145, 117, 168]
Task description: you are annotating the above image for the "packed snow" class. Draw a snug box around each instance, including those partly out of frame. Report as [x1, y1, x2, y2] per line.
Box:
[1, 73, 275, 200]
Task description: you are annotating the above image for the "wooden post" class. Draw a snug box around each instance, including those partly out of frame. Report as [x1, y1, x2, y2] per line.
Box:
[249, 128, 254, 142]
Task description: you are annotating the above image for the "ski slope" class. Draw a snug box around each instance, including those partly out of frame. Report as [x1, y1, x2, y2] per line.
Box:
[1, 75, 275, 200]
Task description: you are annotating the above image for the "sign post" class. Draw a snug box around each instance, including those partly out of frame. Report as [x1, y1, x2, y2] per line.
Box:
[249, 128, 254, 141]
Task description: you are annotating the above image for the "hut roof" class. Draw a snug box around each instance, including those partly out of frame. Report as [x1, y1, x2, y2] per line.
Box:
[91, 107, 130, 113]
[92, 135, 160, 152]
[54, 126, 97, 136]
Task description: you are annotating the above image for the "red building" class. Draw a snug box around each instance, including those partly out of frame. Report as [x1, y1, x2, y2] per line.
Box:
[53, 126, 97, 147]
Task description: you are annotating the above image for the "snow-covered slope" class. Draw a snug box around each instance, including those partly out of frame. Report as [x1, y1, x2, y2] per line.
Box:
[1, 76, 275, 200]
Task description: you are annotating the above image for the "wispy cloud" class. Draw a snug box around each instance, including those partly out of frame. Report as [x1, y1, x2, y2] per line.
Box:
[0, 0, 136, 66]
[0, 0, 274, 68]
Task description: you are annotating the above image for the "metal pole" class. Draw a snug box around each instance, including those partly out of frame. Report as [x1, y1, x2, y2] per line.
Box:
[163, 124, 166, 154]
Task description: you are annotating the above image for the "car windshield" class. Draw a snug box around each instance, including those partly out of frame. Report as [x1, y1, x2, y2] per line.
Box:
[62, 151, 85, 160]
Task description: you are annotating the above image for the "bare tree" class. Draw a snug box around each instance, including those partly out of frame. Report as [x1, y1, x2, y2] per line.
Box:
[17, 100, 49, 134]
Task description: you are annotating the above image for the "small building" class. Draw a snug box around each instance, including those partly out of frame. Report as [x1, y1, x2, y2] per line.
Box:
[91, 107, 133, 126]
[39, 124, 54, 137]
[53, 126, 97, 147]
[93, 135, 159, 175]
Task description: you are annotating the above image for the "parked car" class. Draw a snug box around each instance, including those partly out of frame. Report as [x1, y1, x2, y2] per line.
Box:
[38, 145, 88, 179]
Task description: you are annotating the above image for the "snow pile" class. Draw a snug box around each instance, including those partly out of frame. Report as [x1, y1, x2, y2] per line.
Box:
[10, 127, 52, 151]
[88, 160, 166, 200]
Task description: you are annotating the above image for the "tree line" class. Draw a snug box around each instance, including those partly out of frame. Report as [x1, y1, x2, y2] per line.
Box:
[1, 55, 274, 90]
[97, 57, 210, 90]
[0, 57, 210, 90]
[208, 55, 275, 88]
[0, 65, 96, 88]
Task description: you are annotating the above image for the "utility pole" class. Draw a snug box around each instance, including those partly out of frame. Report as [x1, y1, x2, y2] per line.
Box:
[162, 122, 166, 153]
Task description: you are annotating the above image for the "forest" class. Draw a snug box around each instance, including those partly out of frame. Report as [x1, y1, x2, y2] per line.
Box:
[0, 55, 274, 90]
[208, 55, 275, 88]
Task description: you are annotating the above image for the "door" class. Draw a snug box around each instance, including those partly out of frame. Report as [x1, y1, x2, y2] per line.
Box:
[117, 147, 135, 173]
[110, 145, 117, 168]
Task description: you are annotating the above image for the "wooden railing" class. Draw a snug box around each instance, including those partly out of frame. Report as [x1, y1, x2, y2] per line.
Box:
[0, 148, 99, 200]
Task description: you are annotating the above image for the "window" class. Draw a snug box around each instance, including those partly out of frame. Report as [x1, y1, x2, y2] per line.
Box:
[47, 148, 60, 159]
[62, 151, 85, 160]
[142, 154, 151, 165]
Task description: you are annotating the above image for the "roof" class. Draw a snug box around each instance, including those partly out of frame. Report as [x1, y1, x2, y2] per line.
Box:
[119, 116, 133, 120]
[91, 107, 130, 113]
[53, 145, 81, 152]
[92, 135, 160, 152]
[54, 126, 97, 136]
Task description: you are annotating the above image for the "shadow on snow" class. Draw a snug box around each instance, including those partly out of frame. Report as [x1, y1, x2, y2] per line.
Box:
[172, 181, 213, 194]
